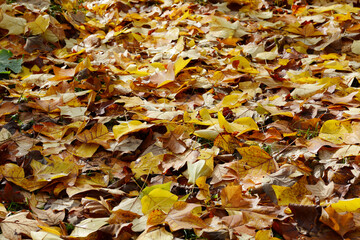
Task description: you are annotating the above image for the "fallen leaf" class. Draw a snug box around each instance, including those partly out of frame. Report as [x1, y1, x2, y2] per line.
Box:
[70, 217, 109, 238]
[229, 146, 278, 180]
[76, 123, 113, 149]
[272, 177, 311, 206]
[0, 212, 38, 239]
[141, 187, 178, 214]
[0, 9, 26, 35]
[28, 14, 50, 35]
[165, 201, 207, 231]
[320, 206, 355, 237]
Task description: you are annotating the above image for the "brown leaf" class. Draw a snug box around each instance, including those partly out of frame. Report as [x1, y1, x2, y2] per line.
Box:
[165, 202, 207, 231]
[320, 206, 355, 237]
[29, 194, 65, 225]
[0, 212, 38, 239]
[76, 123, 113, 149]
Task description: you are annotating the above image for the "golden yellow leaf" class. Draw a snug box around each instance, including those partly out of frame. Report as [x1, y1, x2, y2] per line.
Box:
[272, 177, 311, 206]
[195, 176, 210, 200]
[147, 209, 167, 226]
[174, 57, 191, 76]
[331, 198, 360, 213]
[1, 163, 47, 192]
[141, 188, 178, 214]
[30, 156, 78, 182]
[113, 120, 153, 140]
[319, 120, 351, 144]
[130, 152, 163, 178]
[218, 112, 259, 135]
[28, 15, 50, 35]
[229, 146, 277, 179]
[255, 229, 280, 240]
[214, 133, 241, 154]
[70, 143, 99, 158]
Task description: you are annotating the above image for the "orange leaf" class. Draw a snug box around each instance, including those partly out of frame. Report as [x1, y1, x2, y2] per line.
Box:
[320, 206, 355, 237]
[220, 183, 253, 208]
[109, 209, 140, 224]
[147, 209, 167, 226]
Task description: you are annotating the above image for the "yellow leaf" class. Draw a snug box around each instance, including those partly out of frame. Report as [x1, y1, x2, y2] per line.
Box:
[214, 133, 241, 154]
[30, 156, 78, 182]
[113, 120, 153, 140]
[72, 143, 99, 158]
[76, 123, 113, 149]
[331, 198, 360, 213]
[230, 146, 277, 180]
[28, 15, 50, 35]
[174, 57, 191, 76]
[141, 188, 178, 214]
[218, 112, 259, 135]
[1, 163, 47, 191]
[38, 225, 62, 236]
[255, 229, 280, 240]
[319, 120, 351, 144]
[130, 152, 163, 178]
[272, 177, 311, 206]
[196, 176, 210, 200]
[231, 56, 259, 74]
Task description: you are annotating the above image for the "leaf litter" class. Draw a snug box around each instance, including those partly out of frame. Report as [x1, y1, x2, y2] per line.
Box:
[1, 0, 360, 239]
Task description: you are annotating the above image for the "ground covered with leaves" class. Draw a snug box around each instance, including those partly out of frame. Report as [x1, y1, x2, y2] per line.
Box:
[2, 0, 360, 239]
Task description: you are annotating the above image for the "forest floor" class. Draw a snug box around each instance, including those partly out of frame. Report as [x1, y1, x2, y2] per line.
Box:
[1, 0, 360, 239]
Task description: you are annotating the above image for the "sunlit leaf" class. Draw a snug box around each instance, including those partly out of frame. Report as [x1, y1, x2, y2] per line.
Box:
[141, 188, 178, 214]
[28, 15, 50, 35]
[272, 177, 311, 206]
[113, 121, 153, 140]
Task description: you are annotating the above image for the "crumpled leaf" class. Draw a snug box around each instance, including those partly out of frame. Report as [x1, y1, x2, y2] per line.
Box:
[29, 194, 65, 225]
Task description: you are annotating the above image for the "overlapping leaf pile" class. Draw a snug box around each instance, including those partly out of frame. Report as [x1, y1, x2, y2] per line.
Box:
[2, 0, 360, 239]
